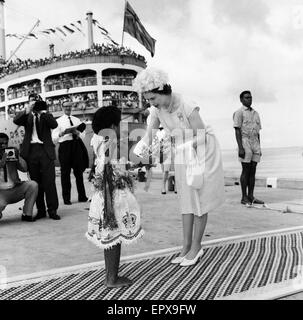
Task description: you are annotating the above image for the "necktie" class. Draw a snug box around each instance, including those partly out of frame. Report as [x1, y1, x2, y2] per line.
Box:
[68, 116, 77, 140]
[3, 164, 8, 182]
[35, 113, 43, 141]
[68, 116, 74, 126]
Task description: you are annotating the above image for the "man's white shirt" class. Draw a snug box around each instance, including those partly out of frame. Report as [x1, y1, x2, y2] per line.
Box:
[52, 114, 85, 144]
[31, 111, 46, 144]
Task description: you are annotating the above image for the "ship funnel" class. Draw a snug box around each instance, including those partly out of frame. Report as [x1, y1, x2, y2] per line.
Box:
[87, 11, 94, 49]
[0, 0, 6, 61]
[49, 44, 54, 58]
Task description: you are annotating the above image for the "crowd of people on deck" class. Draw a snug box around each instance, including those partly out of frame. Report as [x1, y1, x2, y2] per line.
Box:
[46, 92, 98, 112]
[102, 72, 136, 86]
[0, 90, 5, 102]
[0, 44, 146, 79]
[7, 81, 41, 100]
[103, 91, 139, 108]
[5, 90, 140, 119]
[45, 73, 97, 92]
[6, 92, 98, 118]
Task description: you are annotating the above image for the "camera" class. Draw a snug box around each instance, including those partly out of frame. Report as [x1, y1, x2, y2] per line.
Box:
[33, 100, 48, 112]
[4, 148, 17, 162]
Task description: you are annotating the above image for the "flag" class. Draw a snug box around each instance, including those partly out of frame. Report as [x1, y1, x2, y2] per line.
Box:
[29, 33, 38, 39]
[106, 35, 119, 46]
[123, 1, 156, 57]
[71, 22, 84, 35]
[97, 25, 109, 36]
[56, 27, 67, 37]
[63, 25, 75, 34]
[94, 20, 109, 35]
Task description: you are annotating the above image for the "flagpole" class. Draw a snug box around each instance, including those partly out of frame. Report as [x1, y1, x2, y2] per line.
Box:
[6, 19, 40, 65]
[121, 0, 127, 47]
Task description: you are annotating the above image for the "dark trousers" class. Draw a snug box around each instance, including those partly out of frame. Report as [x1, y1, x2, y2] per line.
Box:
[27, 144, 59, 214]
[59, 141, 87, 202]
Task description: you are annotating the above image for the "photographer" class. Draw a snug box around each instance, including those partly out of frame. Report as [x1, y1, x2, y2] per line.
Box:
[0, 133, 38, 222]
[13, 94, 60, 220]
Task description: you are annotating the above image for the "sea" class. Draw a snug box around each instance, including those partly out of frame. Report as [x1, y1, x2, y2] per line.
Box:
[222, 146, 303, 179]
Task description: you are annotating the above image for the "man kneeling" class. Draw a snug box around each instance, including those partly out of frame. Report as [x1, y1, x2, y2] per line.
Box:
[0, 133, 38, 222]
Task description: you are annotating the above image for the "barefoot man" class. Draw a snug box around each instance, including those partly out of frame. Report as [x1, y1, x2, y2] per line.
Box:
[233, 91, 264, 205]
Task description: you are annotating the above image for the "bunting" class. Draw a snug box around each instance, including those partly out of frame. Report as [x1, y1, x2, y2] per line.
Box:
[5, 17, 119, 47]
[92, 19, 119, 46]
[71, 22, 85, 35]
[5, 20, 85, 41]
[63, 25, 75, 34]
[56, 27, 67, 37]
[29, 33, 38, 39]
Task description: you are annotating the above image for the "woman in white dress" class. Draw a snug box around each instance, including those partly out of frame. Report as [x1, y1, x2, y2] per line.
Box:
[133, 68, 225, 267]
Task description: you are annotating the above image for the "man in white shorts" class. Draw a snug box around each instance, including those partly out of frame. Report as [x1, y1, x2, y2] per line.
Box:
[157, 125, 176, 194]
[233, 91, 264, 205]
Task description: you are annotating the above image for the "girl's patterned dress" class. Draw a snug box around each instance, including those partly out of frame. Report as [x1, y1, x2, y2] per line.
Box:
[86, 134, 144, 249]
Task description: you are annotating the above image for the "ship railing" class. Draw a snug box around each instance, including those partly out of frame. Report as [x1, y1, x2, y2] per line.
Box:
[0, 55, 146, 83]
[7, 87, 42, 100]
[102, 76, 134, 86]
[45, 76, 97, 92]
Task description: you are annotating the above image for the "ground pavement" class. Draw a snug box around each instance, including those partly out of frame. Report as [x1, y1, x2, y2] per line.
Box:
[1, 171, 303, 284]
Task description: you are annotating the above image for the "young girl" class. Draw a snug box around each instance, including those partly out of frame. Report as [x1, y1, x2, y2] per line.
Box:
[86, 106, 144, 288]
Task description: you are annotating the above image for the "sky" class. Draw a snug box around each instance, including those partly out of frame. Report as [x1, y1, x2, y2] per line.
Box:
[2, 0, 303, 150]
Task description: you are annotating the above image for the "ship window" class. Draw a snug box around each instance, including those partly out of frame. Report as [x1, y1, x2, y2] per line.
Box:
[45, 70, 97, 92]
[102, 91, 139, 108]
[46, 91, 98, 113]
[0, 89, 4, 102]
[7, 102, 27, 118]
[7, 80, 41, 101]
[0, 106, 5, 120]
[102, 69, 137, 86]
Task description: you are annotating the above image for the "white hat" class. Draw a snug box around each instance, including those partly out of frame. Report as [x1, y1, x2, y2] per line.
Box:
[133, 68, 169, 93]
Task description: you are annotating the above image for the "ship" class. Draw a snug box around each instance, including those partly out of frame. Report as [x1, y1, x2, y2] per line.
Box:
[0, 3, 148, 164]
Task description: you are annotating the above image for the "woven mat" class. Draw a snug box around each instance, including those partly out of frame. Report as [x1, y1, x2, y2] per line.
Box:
[1, 230, 303, 300]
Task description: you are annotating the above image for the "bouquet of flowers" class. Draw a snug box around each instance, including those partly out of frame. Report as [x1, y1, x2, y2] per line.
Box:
[92, 159, 135, 193]
[133, 134, 173, 163]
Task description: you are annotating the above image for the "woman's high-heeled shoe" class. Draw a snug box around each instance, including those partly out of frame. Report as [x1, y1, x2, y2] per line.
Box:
[171, 255, 186, 264]
[179, 248, 204, 267]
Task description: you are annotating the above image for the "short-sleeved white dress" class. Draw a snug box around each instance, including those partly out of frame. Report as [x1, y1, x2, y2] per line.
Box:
[149, 93, 225, 216]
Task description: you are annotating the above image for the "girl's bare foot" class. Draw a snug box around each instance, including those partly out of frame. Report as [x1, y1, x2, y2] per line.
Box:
[106, 276, 133, 288]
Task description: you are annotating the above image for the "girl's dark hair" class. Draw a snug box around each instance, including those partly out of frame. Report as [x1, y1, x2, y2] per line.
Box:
[150, 84, 172, 95]
[0, 133, 9, 141]
[92, 106, 122, 134]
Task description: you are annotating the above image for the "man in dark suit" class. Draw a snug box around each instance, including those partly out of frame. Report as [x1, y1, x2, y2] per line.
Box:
[13, 94, 60, 220]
